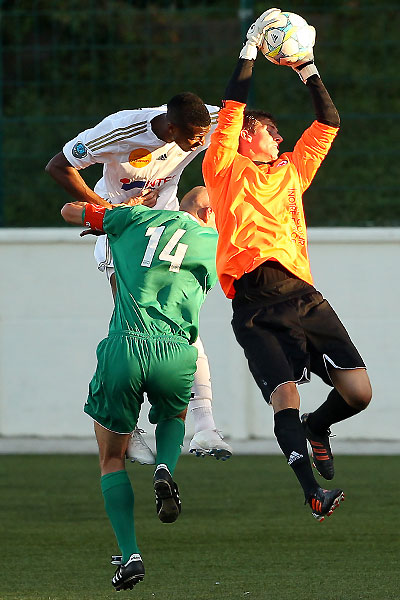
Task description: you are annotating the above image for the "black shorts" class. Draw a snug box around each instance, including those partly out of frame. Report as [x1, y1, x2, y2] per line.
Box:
[232, 261, 366, 402]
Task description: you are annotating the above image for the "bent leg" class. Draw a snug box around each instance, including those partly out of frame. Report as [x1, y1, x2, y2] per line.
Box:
[307, 368, 372, 435]
[94, 422, 139, 563]
[329, 367, 372, 411]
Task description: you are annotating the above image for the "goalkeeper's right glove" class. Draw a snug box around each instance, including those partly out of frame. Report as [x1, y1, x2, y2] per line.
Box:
[239, 7, 282, 61]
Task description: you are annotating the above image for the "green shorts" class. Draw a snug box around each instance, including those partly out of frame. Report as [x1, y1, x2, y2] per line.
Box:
[84, 332, 198, 434]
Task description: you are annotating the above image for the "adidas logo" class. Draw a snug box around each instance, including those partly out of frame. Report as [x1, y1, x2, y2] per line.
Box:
[288, 451, 303, 465]
[157, 153, 168, 160]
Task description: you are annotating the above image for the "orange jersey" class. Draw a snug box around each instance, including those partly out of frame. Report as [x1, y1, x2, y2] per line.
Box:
[202, 100, 338, 299]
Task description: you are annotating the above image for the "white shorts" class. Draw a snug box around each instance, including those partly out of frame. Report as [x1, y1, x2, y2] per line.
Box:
[94, 235, 114, 276]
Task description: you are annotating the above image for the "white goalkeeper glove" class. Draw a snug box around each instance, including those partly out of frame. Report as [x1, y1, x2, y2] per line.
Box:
[239, 8, 282, 61]
[291, 25, 319, 83]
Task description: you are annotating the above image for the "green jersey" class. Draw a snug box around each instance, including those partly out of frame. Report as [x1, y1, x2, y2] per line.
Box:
[98, 204, 218, 343]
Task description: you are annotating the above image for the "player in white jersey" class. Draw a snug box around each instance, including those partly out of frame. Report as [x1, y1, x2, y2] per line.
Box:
[46, 92, 232, 462]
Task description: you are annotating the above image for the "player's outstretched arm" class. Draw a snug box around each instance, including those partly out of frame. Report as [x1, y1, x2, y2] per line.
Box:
[225, 8, 282, 103]
[224, 59, 255, 104]
[293, 54, 340, 128]
[304, 75, 340, 128]
[45, 152, 111, 208]
[272, 18, 340, 128]
[290, 62, 340, 187]
[203, 10, 282, 181]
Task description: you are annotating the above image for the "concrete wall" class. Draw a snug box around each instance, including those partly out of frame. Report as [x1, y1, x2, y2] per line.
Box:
[1, 228, 399, 442]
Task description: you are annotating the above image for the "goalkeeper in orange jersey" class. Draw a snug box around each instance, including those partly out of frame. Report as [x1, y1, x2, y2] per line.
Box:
[203, 8, 372, 521]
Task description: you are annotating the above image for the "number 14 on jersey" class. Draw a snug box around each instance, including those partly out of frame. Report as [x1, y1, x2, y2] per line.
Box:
[141, 226, 188, 273]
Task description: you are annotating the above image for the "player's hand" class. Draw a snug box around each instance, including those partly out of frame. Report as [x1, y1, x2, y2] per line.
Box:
[79, 228, 104, 237]
[239, 8, 282, 60]
[122, 189, 159, 208]
[140, 188, 159, 208]
[139, 188, 159, 208]
[289, 25, 316, 68]
[290, 26, 319, 82]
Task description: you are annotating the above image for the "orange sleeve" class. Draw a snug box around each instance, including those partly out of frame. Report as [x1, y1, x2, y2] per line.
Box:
[289, 120, 339, 193]
[203, 100, 245, 180]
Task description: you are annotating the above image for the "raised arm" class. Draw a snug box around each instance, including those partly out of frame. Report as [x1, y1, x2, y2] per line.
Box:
[305, 75, 340, 128]
[290, 38, 340, 128]
[290, 69, 340, 189]
[224, 58, 255, 104]
[204, 57, 256, 168]
[224, 8, 286, 105]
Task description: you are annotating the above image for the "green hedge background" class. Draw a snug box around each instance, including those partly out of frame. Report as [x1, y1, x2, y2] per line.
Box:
[1, 0, 399, 227]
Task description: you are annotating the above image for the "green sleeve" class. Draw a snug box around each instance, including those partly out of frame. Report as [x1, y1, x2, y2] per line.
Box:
[102, 205, 145, 237]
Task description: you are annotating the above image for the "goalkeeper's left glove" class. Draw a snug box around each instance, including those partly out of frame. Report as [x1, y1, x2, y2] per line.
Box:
[239, 8, 282, 61]
[290, 25, 319, 83]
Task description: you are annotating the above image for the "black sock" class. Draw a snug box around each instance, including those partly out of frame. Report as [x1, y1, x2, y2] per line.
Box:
[274, 408, 319, 500]
[307, 389, 360, 435]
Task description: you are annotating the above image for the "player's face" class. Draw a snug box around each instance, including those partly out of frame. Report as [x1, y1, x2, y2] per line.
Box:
[250, 120, 283, 162]
[173, 125, 211, 152]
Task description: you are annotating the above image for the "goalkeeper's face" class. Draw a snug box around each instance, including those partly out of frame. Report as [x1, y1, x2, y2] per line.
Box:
[243, 119, 283, 163]
[172, 124, 211, 152]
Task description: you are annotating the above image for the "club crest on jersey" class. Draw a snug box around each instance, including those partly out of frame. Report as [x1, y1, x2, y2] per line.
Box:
[72, 142, 88, 159]
[129, 148, 152, 168]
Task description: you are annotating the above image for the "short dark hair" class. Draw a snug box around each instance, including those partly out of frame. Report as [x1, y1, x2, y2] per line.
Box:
[167, 92, 211, 129]
[243, 109, 277, 134]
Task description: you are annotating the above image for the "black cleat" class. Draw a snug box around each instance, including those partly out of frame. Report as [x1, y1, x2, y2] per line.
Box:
[308, 487, 344, 522]
[153, 464, 181, 523]
[301, 412, 334, 480]
[112, 553, 144, 591]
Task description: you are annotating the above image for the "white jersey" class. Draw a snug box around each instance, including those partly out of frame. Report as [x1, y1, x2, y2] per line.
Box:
[63, 104, 219, 212]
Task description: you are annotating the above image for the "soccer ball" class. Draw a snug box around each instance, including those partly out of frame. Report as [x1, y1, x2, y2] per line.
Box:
[260, 12, 315, 66]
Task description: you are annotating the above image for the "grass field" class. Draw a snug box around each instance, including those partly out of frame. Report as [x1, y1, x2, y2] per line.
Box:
[1, 454, 398, 600]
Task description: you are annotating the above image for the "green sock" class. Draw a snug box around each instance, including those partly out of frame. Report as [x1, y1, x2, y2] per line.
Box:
[155, 417, 185, 475]
[101, 470, 139, 563]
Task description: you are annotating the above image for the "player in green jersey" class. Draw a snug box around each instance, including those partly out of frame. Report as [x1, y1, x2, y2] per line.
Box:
[61, 186, 218, 591]
[47, 93, 231, 464]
